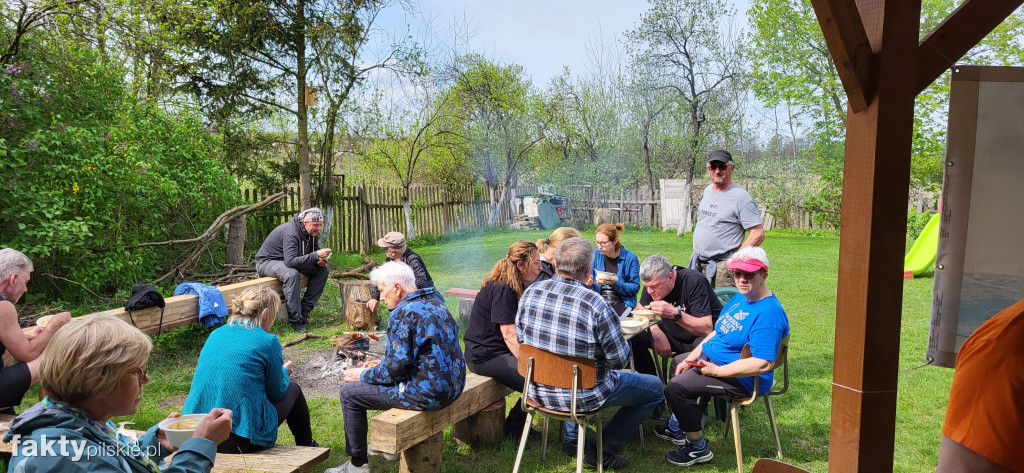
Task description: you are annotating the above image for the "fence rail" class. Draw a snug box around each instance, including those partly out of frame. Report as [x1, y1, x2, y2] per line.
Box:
[241, 182, 836, 255]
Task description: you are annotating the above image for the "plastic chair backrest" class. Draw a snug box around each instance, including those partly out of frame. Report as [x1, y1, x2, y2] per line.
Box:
[518, 344, 597, 390]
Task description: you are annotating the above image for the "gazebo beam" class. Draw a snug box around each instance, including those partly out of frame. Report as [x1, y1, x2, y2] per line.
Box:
[810, 0, 875, 112]
[916, 0, 1024, 93]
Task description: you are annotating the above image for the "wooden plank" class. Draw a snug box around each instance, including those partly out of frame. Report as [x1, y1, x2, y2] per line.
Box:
[444, 288, 480, 300]
[823, 1, 920, 472]
[76, 278, 282, 335]
[916, 0, 1024, 93]
[369, 373, 513, 455]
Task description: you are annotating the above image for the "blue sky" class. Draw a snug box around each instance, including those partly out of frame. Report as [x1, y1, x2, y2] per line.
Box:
[378, 0, 752, 87]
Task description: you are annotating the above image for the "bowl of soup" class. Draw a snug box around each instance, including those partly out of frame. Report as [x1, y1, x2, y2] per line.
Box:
[158, 414, 205, 448]
[36, 315, 53, 328]
[620, 318, 645, 336]
[595, 270, 616, 284]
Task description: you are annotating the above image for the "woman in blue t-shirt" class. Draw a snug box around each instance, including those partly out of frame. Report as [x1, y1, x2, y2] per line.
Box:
[654, 246, 790, 467]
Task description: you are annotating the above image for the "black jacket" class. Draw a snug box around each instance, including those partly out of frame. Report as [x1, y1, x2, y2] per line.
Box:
[371, 249, 435, 299]
[255, 214, 322, 275]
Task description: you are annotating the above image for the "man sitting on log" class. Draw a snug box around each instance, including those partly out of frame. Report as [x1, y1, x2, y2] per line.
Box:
[255, 208, 331, 333]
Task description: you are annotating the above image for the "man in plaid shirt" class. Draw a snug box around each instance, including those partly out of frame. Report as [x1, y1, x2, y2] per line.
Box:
[517, 237, 664, 470]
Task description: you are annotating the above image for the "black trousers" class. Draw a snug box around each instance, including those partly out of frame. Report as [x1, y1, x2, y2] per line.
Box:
[217, 383, 314, 453]
[664, 353, 748, 433]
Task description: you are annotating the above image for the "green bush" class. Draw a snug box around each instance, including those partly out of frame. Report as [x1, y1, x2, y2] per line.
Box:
[1, 39, 239, 302]
[906, 210, 934, 240]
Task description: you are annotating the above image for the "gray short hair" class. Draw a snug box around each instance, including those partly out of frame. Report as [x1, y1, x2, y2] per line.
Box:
[640, 254, 673, 281]
[370, 261, 416, 289]
[0, 248, 33, 280]
[298, 207, 324, 222]
[554, 237, 593, 279]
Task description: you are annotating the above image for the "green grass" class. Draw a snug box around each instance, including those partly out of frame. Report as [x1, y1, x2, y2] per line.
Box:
[9, 227, 951, 472]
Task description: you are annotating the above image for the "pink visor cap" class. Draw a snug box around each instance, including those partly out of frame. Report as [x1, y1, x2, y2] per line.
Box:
[727, 257, 768, 273]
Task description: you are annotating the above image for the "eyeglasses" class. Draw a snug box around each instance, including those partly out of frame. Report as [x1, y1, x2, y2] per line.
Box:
[136, 367, 150, 384]
[596, 240, 614, 247]
[708, 162, 730, 171]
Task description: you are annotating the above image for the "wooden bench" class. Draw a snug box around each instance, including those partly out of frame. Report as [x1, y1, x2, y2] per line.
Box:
[0, 413, 328, 473]
[369, 373, 512, 472]
[444, 288, 480, 327]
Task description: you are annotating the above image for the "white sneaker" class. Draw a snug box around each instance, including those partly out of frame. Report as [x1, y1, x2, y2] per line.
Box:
[368, 447, 399, 461]
[324, 459, 370, 473]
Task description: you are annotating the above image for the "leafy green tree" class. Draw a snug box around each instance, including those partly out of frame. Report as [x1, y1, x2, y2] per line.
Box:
[626, 0, 744, 233]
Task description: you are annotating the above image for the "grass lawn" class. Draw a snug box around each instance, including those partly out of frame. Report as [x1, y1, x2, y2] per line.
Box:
[10, 227, 951, 472]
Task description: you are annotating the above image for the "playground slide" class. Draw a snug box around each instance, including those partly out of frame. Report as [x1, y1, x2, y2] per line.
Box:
[904, 212, 941, 276]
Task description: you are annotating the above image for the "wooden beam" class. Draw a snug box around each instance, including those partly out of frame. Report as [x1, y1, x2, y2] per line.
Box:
[810, 0, 876, 112]
[825, 1, 921, 472]
[916, 0, 1024, 93]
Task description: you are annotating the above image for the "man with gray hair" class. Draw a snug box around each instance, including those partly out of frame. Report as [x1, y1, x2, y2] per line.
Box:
[255, 208, 332, 332]
[631, 253, 722, 379]
[0, 248, 71, 412]
[516, 237, 664, 470]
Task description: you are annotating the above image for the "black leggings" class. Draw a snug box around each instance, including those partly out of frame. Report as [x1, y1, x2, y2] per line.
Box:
[217, 383, 314, 453]
[468, 353, 528, 437]
[0, 362, 31, 411]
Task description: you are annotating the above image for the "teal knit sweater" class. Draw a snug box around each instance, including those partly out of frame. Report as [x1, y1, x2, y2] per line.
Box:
[183, 323, 289, 447]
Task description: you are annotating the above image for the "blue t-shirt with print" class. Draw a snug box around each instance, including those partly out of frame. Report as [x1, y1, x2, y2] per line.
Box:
[702, 293, 789, 396]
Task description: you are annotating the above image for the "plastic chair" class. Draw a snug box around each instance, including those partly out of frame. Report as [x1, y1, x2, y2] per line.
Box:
[719, 335, 790, 473]
[715, 286, 740, 306]
[512, 344, 604, 473]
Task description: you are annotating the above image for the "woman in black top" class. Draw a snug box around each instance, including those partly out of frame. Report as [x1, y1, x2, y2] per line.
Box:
[462, 241, 542, 441]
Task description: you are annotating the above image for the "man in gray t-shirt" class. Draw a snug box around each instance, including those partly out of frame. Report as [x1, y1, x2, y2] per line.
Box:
[689, 149, 764, 288]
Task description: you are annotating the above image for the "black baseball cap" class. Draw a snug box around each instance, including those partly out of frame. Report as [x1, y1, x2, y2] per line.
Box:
[706, 150, 733, 163]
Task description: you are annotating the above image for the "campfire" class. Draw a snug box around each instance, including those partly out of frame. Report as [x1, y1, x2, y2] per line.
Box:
[319, 332, 387, 380]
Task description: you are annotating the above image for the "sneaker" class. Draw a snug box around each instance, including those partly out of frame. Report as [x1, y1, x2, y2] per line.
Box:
[562, 439, 578, 457]
[583, 446, 627, 470]
[324, 459, 370, 473]
[665, 442, 713, 467]
[649, 404, 664, 420]
[291, 322, 307, 333]
[653, 424, 688, 446]
[368, 447, 399, 461]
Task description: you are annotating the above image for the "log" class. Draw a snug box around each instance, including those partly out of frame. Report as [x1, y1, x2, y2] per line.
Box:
[458, 298, 475, 328]
[340, 280, 378, 330]
[399, 431, 442, 473]
[452, 399, 505, 449]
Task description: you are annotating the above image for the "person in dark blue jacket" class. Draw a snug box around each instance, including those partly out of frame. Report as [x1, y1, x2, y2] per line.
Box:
[255, 208, 332, 333]
[3, 314, 233, 473]
[327, 261, 465, 473]
[183, 286, 315, 453]
[592, 223, 641, 315]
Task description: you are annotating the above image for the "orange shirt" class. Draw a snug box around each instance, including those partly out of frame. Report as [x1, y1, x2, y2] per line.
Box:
[942, 299, 1024, 472]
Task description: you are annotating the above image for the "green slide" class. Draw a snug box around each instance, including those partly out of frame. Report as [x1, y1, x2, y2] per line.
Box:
[904, 212, 941, 276]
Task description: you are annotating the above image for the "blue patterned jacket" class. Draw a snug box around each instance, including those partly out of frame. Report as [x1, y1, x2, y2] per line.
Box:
[362, 287, 466, 410]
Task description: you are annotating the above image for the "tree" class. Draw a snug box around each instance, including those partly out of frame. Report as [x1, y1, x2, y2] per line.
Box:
[450, 55, 547, 225]
[627, 0, 744, 234]
[175, 0, 418, 208]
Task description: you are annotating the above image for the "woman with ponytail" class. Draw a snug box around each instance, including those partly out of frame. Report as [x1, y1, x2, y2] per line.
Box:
[534, 227, 581, 282]
[183, 286, 316, 453]
[463, 240, 542, 441]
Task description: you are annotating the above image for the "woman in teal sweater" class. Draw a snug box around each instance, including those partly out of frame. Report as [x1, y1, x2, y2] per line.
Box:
[184, 287, 315, 453]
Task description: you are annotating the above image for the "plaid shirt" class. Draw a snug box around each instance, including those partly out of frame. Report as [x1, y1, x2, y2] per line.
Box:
[516, 275, 631, 412]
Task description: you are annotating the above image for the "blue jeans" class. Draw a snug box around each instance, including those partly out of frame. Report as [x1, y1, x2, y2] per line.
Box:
[562, 370, 664, 455]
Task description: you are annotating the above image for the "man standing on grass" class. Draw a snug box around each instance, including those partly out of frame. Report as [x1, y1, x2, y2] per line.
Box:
[689, 149, 764, 288]
[516, 237, 664, 470]
[255, 208, 331, 333]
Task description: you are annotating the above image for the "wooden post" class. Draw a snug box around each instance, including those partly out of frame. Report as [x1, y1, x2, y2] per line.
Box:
[399, 431, 442, 473]
[359, 185, 372, 255]
[452, 400, 506, 449]
[811, 1, 921, 471]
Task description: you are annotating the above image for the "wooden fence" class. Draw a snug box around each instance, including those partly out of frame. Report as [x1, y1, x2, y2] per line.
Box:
[241, 182, 836, 256]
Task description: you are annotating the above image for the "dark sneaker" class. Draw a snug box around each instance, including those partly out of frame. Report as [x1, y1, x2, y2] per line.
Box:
[562, 439, 579, 457]
[653, 424, 688, 446]
[291, 322, 307, 333]
[665, 442, 713, 466]
[583, 448, 627, 470]
[649, 404, 664, 420]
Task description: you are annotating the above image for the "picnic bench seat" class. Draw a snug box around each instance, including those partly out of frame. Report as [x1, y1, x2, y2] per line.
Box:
[369, 373, 513, 472]
[0, 413, 329, 473]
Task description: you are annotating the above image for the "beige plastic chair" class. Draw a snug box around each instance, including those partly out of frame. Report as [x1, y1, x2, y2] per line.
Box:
[719, 335, 791, 473]
[512, 344, 604, 473]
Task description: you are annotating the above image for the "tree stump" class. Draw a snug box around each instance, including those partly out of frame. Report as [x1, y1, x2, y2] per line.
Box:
[226, 215, 246, 266]
[458, 298, 475, 328]
[593, 207, 614, 227]
[400, 431, 442, 473]
[340, 280, 378, 330]
[453, 399, 506, 449]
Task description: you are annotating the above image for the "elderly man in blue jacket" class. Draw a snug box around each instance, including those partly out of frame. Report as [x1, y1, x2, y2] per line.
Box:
[255, 208, 332, 332]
